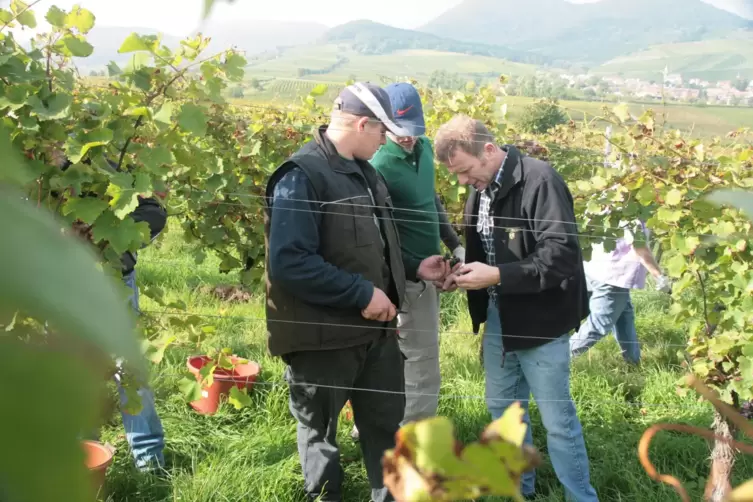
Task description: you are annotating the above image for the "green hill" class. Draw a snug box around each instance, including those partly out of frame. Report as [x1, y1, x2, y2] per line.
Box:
[420, 0, 752, 65]
[595, 37, 753, 80]
[243, 45, 538, 90]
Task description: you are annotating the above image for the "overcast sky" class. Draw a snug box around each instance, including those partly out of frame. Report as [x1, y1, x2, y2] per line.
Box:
[3, 0, 750, 38]
[2, 0, 643, 36]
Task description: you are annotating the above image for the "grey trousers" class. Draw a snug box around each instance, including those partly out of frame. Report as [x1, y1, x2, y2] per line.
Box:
[283, 334, 405, 502]
[396, 280, 441, 425]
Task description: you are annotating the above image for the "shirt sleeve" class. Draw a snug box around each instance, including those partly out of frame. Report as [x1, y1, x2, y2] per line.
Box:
[267, 166, 374, 310]
[435, 194, 461, 251]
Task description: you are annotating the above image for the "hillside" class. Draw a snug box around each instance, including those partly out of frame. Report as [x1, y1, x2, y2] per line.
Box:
[420, 0, 752, 64]
[243, 45, 537, 87]
[595, 37, 753, 80]
[320, 20, 549, 66]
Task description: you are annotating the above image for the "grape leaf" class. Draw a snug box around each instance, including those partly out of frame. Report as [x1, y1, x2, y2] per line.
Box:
[665, 188, 683, 207]
[64, 6, 95, 34]
[223, 53, 247, 81]
[118, 33, 152, 53]
[0, 187, 144, 374]
[11, 0, 36, 28]
[105, 172, 139, 219]
[178, 103, 208, 137]
[228, 386, 253, 410]
[382, 402, 539, 501]
[62, 35, 94, 58]
[178, 377, 203, 402]
[61, 197, 108, 225]
[0, 339, 102, 502]
[727, 479, 753, 501]
[45, 5, 66, 27]
[153, 102, 174, 124]
[28, 93, 71, 120]
[90, 210, 150, 254]
[310, 83, 328, 97]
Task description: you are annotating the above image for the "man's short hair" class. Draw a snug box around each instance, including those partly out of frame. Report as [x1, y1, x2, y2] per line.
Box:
[434, 114, 495, 164]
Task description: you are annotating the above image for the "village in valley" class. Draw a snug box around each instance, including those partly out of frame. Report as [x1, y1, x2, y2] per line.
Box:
[558, 68, 753, 105]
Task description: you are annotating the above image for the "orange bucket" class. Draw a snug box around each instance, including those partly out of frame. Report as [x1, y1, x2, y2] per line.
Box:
[186, 355, 261, 415]
[83, 440, 113, 498]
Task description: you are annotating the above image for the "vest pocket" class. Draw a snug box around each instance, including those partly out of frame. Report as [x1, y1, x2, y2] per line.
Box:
[350, 203, 379, 247]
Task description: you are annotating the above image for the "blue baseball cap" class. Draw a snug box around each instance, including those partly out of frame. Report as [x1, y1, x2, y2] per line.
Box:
[384, 82, 425, 137]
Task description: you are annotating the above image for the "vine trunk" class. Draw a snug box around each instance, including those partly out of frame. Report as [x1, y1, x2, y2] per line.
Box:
[704, 411, 736, 501]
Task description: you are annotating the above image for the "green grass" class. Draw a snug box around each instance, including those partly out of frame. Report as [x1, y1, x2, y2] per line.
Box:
[595, 37, 753, 81]
[95, 226, 753, 501]
[501, 95, 753, 138]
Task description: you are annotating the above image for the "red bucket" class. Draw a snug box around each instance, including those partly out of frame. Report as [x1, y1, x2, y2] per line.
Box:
[186, 355, 261, 415]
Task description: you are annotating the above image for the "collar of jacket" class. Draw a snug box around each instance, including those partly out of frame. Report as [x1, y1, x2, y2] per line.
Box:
[494, 144, 524, 202]
[315, 124, 373, 176]
[468, 144, 523, 208]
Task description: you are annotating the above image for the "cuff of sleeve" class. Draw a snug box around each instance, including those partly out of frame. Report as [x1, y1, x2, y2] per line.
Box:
[355, 281, 374, 310]
[404, 256, 420, 283]
[496, 263, 515, 294]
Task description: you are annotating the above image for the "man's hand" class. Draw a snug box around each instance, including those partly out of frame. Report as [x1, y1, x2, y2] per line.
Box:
[361, 287, 397, 322]
[434, 261, 463, 292]
[417, 255, 450, 282]
[454, 262, 501, 291]
[655, 274, 672, 294]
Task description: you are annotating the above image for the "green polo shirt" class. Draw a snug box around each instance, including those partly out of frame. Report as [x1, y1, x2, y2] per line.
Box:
[371, 136, 440, 281]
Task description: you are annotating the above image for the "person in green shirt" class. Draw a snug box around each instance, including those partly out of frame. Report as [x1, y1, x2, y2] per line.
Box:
[351, 82, 464, 439]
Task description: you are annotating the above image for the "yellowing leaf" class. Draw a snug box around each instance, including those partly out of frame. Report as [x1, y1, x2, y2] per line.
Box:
[591, 176, 607, 190]
[613, 102, 631, 122]
[726, 479, 753, 501]
[665, 188, 683, 206]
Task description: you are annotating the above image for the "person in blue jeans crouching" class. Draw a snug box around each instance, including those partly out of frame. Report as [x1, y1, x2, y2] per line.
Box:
[434, 115, 599, 501]
[61, 153, 166, 473]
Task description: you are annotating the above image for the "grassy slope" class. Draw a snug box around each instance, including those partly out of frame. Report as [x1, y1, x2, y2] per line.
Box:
[245, 45, 536, 83]
[98, 227, 753, 502]
[595, 38, 753, 81]
[502, 96, 753, 137]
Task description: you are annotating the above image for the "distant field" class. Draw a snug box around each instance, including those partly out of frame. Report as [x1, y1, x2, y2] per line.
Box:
[595, 38, 753, 81]
[234, 85, 753, 138]
[245, 45, 536, 84]
[502, 96, 753, 137]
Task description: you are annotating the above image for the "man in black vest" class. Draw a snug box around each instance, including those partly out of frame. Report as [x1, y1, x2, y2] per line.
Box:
[264, 82, 451, 502]
[434, 115, 598, 501]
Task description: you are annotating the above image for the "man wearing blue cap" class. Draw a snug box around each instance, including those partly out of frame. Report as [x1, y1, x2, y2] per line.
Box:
[367, 82, 465, 429]
[264, 82, 451, 502]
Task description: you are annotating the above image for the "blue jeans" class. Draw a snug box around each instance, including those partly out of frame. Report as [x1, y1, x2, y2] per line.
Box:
[483, 301, 598, 501]
[569, 277, 640, 365]
[116, 269, 165, 470]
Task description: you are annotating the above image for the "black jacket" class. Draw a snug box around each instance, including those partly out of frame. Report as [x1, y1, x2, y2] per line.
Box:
[263, 125, 407, 357]
[464, 146, 589, 351]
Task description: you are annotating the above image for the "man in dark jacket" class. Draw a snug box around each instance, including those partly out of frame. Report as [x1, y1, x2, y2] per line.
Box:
[264, 82, 450, 502]
[434, 115, 598, 502]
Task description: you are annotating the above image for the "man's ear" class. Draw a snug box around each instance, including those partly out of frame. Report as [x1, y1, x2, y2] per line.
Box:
[356, 116, 369, 132]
